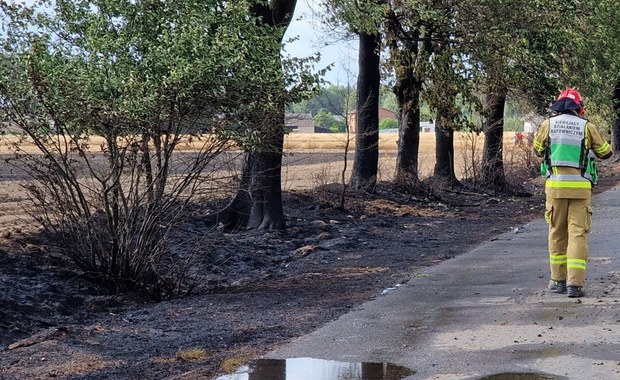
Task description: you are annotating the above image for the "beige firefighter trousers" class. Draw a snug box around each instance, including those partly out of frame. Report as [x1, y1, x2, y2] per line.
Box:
[545, 195, 592, 287]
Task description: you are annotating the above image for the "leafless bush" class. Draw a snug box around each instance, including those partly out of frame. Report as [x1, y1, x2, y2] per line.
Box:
[459, 131, 483, 188]
[4, 131, 233, 299]
[311, 162, 335, 189]
[504, 140, 540, 190]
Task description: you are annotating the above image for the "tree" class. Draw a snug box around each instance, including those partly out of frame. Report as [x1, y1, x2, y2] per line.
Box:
[383, 2, 431, 189]
[349, 30, 381, 191]
[383, 0, 479, 190]
[452, 0, 568, 192]
[559, 0, 620, 156]
[0, 0, 315, 294]
[384, 0, 485, 191]
[481, 85, 508, 192]
[321, 0, 385, 192]
[314, 110, 343, 131]
[424, 38, 474, 188]
[209, 0, 321, 229]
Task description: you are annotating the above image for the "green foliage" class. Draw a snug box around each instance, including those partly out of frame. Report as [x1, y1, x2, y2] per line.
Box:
[503, 117, 524, 132]
[313, 109, 344, 131]
[456, 0, 571, 109]
[379, 87, 398, 112]
[557, 0, 620, 131]
[377, 0, 574, 130]
[379, 118, 398, 130]
[288, 84, 355, 117]
[0, 0, 318, 297]
[322, 0, 388, 35]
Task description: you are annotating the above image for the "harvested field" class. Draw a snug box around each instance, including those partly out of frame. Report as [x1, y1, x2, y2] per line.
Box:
[282, 131, 534, 189]
[1, 131, 533, 190]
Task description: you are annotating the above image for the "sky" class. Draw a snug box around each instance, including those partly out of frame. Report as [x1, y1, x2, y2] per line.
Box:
[283, 0, 359, 85]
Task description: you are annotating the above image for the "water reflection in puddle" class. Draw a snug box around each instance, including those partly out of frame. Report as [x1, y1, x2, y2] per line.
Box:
[215, 357, 414, 380]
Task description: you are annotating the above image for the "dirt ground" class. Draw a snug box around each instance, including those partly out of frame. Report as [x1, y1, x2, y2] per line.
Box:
[0, 152, 618, 380]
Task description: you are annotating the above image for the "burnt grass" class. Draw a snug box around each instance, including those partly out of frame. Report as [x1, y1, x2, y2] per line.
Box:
[1, 163, 619, 380]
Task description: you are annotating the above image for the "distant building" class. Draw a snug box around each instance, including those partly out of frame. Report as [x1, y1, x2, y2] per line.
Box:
[420, 121, 435, 133]
[348, 108, 436, 133]
[378, 121, 435, 133]
[285, 113, 314, 133]
[285, 113, 331, 133]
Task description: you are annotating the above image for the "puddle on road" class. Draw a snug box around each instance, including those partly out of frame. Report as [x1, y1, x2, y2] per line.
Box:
[215, 357, 414, 380]
[479, 373, 560, 380]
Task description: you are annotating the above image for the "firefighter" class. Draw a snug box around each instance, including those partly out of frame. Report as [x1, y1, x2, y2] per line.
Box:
[533, 88, 612, 297]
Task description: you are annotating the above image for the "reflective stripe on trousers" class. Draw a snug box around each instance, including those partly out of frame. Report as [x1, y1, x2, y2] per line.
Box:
[545, 197, 591, 287]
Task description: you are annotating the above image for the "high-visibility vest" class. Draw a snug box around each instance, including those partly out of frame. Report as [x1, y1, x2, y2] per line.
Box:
[548, 114, 587, 166]
[541, 114, 597, 187]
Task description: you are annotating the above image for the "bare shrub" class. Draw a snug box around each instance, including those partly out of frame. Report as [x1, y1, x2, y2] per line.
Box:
[312, 162, 335, 189]
[459, 131, 484, 188]
[504, 141, 540, 191]
[311, 162, 346, 206]
[6, 133, 232, 298]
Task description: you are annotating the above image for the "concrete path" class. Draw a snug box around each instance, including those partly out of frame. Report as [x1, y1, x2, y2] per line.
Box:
[268, 186, 620, 379]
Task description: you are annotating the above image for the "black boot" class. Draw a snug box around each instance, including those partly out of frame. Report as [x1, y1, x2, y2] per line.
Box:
[567, 286, 585, 298]
[548, 280, 567, 293]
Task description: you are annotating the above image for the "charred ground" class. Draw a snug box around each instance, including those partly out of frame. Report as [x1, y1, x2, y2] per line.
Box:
[0, 161, 618, 380]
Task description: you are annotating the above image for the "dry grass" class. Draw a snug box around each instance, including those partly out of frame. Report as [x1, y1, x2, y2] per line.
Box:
[175, 348, 209, 362]
[1, 131, 519, 153]
[0, 134, 226, 154]
[219, 355, 253, 373]
[0, 131, 533, 191]
[284, 131, 491, 152]
[282, 132, 532, 189]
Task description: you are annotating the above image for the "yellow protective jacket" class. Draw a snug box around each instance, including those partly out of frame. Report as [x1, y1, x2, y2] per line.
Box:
[533, 114, 612, 199]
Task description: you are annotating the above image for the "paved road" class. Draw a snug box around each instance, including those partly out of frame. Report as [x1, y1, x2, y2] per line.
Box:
[268, 186, 620, 379]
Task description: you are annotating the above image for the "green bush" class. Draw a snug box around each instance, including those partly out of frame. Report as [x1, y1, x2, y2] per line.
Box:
[379, 118, 399, 130]
[504, 117, 524, 132]
[314, 110, 344, 132]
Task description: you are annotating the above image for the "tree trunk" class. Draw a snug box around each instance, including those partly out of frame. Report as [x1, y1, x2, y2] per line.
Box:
[208, 0, 296, 230]
[386, 13, 427, 190]
[246, 115, 285, 229]
[611, 80, 620, 157]
[433, 110, 460, 188]
[209, 120, 286, 230]
[349, 31, 380, 192]
[393, 77, 421, 188]
[481, 86, 507, 193]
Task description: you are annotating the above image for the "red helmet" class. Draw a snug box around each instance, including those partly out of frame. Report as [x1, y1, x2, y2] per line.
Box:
[551, 87, 585, 115]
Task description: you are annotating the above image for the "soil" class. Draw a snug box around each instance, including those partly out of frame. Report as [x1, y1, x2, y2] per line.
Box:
[1, 159, 619, 380]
